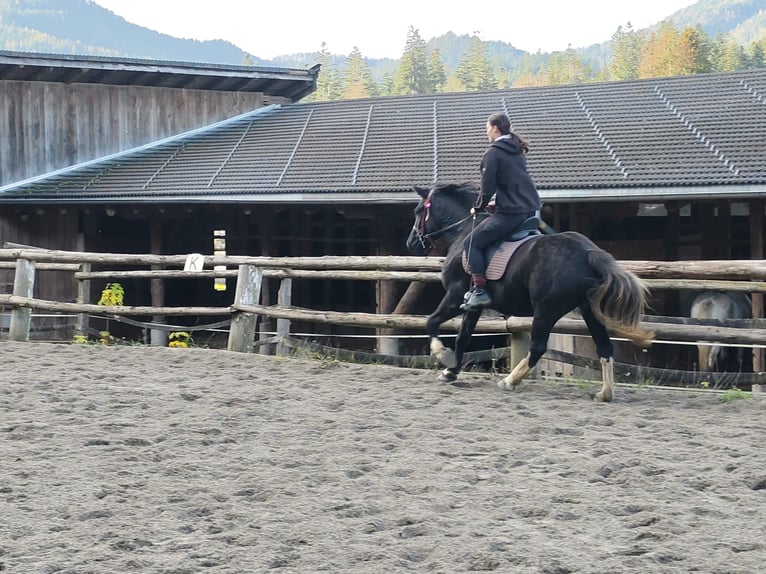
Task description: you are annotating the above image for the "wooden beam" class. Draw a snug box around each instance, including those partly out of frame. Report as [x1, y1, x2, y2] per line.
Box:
[751, 199, 765, 371]
[8, 259, 35, 341]
[228, 265, 262, 353]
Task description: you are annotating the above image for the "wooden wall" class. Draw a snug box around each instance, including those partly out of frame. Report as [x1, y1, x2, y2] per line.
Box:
[0, 80, 288, 186]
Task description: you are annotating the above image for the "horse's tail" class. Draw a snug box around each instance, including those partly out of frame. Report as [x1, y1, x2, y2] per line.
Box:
[587, 250, 654, 347]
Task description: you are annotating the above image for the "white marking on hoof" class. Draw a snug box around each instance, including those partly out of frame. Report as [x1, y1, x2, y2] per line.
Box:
[430, 338, 456, 369]
[439, 369, 457, 383]
[595, 357, 615, 402]
[498, 354, 531, 390]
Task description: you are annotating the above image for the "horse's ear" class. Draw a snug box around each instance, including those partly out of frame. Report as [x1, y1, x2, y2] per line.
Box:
[413, 185, 430, 199]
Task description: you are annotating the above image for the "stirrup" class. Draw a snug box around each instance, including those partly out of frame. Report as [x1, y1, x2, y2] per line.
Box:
[460, 288, 491, 311]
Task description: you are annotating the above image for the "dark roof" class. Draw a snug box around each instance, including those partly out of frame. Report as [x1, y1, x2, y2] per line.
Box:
[2, 68, 766, 205]
[0, 50, 319, 100]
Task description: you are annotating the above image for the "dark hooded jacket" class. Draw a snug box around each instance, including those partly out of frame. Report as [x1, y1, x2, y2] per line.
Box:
[477, 133, 541, 214]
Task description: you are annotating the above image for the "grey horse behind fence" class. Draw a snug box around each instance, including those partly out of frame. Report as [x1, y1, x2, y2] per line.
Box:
[690, 290, 752, 373]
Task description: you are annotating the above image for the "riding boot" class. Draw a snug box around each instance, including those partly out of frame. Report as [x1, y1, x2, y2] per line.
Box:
[461, 275, 492, 311]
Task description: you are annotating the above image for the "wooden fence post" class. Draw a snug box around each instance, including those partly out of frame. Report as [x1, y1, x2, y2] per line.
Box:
[75, 262, 91, 338]
[276, 278, 292, 356]
[9, 258, 35, 342]
[228, 265, 262, 353]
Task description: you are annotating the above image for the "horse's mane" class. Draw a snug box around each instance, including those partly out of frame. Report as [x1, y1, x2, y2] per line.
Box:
[424, 181, 476, 222]
[431, 181, 479, 198]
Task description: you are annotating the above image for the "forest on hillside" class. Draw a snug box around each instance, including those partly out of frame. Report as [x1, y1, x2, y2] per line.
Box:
[2, 0, 765, 102]
[303, 22, 766, 102]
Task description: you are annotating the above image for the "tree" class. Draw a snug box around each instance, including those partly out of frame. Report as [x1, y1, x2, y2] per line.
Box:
[710, 32, 746, 72]
[748, 40, 765, 69]
[305, 42, 343, 102]
[639, 21, 677, 77]
[609, 23, 644, 80]
[638, 22, 712, 78]
[391, 26, 430, 95]
[544, 46, 590, 85]
[454, 35, 497, 91]
[342, 47, 377, 99]
[678, 26, 711, 74]
[427, 48, 447, 93]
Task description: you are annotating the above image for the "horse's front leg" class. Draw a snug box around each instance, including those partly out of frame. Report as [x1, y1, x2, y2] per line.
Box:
[436, 309, 481, 382]
[425, 287, 470, 381]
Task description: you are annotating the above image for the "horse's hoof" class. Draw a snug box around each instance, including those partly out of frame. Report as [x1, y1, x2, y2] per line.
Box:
[497, 376, 521, 391]
[438, 369, 457, 383]
[594, 391, 613, 403]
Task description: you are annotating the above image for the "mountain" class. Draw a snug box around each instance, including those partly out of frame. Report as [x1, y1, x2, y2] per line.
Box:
[669, 0, 766, 44]
[0, 0, 251, 64]
[0, 0, 763, 78]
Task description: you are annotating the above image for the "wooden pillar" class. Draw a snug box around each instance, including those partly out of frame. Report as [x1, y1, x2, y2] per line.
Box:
[377, 279, 400, 355]
[9, 258, 35, 342]
[718, 201, 732, 260]
[255, 208, 275, 354]
[662, 201, 681, 316]
[228, 265, 262, 353]
[750, 199, 765, 371]
[663, 201, 680, 261]
[75, 262, 91, 338]
[150, 219, 167, 346]
[700, 203, 717, 260]
[376, 213, 400, 356]
[276, 278, 292, 356]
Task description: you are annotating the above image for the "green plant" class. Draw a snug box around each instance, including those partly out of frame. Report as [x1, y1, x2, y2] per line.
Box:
[72, 334, 89, 345]
[635, 377, 655, 389]
[99, 330, 115, 345]
[97, 282, 124, 306]
[96, 282, 124, 343]
[168, 331, 193, 348]
[719, 388, 750, 403]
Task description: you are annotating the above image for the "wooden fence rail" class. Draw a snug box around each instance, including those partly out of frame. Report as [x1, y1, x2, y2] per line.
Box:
[2, 248, 766, 369]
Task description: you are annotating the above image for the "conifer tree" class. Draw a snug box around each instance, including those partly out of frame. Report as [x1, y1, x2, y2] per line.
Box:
[454, 35, 497, 91]
[342, 47, 377, 99]
[427, 48, 447, 93]
[677, 26, 711, 74]
[748, 40, 765, 69]
[391, 26, 430, 95]
[305, 42, 343, 102]
[710, 33, 747, 72]
[544, 46, 590, 85]
[609, 23, 644, 80]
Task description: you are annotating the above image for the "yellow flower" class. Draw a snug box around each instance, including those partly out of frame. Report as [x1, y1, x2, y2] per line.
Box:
[168, 331, 192, 348]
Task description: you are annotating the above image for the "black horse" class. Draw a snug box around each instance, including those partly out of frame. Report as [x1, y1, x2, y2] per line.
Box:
[405, 182, 654, 402]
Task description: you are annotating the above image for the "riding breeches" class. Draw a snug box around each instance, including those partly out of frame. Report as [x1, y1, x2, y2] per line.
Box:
[463, 211, 535, 276]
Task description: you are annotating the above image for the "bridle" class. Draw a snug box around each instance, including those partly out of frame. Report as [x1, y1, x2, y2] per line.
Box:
[411, 189, 474, 252]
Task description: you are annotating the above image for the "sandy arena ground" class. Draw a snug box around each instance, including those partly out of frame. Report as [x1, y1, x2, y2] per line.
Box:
[1, 341, 765, 573]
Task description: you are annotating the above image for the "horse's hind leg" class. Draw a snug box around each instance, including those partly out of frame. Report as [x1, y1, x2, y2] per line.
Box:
[581, 305, 616, 402]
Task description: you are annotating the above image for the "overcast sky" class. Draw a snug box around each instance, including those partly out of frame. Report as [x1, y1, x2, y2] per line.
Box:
[92, 0, 696, 59]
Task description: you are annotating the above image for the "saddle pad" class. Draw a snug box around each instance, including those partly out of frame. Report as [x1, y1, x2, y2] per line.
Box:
[462, 235, 540, 280]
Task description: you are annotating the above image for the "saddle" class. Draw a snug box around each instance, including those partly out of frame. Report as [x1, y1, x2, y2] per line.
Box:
[462, 214, 542, 280]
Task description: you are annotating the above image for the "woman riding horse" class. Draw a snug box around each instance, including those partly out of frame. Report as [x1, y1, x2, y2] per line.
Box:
[462, 112, 541, 311]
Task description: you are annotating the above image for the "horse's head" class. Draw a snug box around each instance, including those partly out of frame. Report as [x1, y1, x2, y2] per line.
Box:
[405, 182, 479, 255]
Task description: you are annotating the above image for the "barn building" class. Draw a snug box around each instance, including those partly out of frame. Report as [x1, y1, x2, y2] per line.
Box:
[2, 50, 766, 374]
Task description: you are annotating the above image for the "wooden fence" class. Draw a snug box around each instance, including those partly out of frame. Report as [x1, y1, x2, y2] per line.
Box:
[2, 247, 766, 382]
